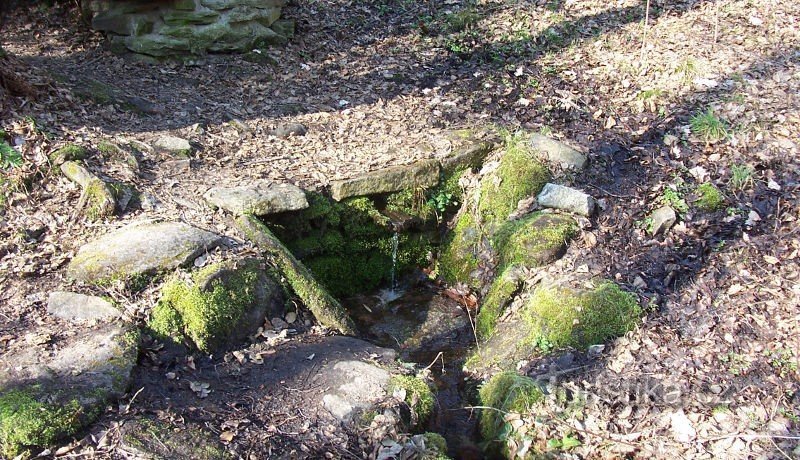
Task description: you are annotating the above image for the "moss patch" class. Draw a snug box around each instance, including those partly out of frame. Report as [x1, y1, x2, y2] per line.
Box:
[478, 372, 543, 452]
[85, 179, 117, 221]
[49, 144, 87, 165]
[265, 192, 432, 297]
[695, 182, 725, 211]
[438, 209, 481, 286]
[122, 418, 229, 459]
[475, 268, 520, 339]
[0, 388, 86, 458]
[522, 281, 640, 352]
[492, 213, 577, 269]
[478, 133, 550, 228]
[422, 432, 450, 459]
[389, 375, 435, 425]
[148, 261, 263, 352]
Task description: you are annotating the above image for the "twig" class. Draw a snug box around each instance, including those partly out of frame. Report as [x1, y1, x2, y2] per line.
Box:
[463, 298, 481, 356]
[124, 386, 144, 413]
[421, 351, 445, 373]
[640, 0, 651, 65]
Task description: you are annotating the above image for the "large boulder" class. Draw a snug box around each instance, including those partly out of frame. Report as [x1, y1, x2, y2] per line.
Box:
[0, 324, 139, 457]
[67, 221, 222, 283]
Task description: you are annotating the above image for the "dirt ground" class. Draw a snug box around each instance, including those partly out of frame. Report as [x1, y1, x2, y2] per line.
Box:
[1, 0, 798, 458]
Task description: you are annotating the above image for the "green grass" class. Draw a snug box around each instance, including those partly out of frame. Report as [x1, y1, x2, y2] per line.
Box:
[729, 164, 753, 191]
[690, 109, 728, 143]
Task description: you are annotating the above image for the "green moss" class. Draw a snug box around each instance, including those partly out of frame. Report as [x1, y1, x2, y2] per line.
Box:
[478, 372, 543, 450]
[522, 281, 641, 351]
[85, 179, 116, 221]
[0, 388, 85, 458]
[49, 144, 87, 165]
[123, 418, 229, 459]
[389, 375, 435, 425]
[306, 252, 390, 297]
[695, 183, 725, 212]
[478, 133, 550, 228]
[438, 209, 480, 286]
[492, 213, 577, 269]
[148, 261, 262, 352]
[97, 141, 119, 155]
[422, 432, 450, 459]
[476, 269, 520, 339]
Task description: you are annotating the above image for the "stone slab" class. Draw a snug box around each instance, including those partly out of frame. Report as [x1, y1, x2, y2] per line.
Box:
[204, 181, 308, 216]
[330, 159, 440, 201]
[47, 291, 122, 322]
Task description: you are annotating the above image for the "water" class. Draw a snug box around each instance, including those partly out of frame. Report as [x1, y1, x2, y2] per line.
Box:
[390, 231, 399, 290]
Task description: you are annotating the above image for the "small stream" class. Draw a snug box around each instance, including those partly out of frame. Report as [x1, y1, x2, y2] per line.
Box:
[343, 277, 481, 458]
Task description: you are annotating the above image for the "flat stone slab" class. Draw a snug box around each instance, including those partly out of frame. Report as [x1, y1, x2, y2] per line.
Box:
[0, 323, 139, 454]
[204, 181, 308, 216]
[322, 360, 392, 420]
[47, 291, 122, 322]
[537, 183, 597, 216]
[330, 159, 440, 201]
[154, 135, 192, 157]
[529, 133, 587, 171]
[67, 221, 222, 282]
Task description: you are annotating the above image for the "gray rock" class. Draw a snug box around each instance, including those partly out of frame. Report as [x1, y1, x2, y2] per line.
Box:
[529, 133, 587, 171]
[440, 129, 498, 173]
[154, 135, 192, 157]
[271, 122, 307, 138]
[67, 221, 222, 282]
[47, 291, 122, 322]
[322, 360, 391, 420]
[0, 323, 138, 453]
[331, 159, 440, 201]
[649, 206, 677, 235]
[537, 183, 597, 216]
[204, 181, 308, 216]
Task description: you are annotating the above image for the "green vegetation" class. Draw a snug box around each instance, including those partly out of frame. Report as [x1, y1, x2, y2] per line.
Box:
[0, 140, 22, 169]
[475, 269, 520, 339]
[522, 281, 640, 352]
[421, 432, 450, 459]
[765, 347, 797, 378]
[658, 187, 689, 215]
[0, 388, 86, 458]
[478, 372, 543, 455]
[85, 179, 117, 221]
[388, 375, 435, 425]
[149, 261, 263, 352]
[729, 164, 753, 191]
[438, 209, 480, 286]
[49, 143, 88, 165]
[690, 108, 728, 143]
[478, 132, 550, 228]
[445, 7, 481, 33]
[123, 418, 230, 459]
[695, 183, 725, 211]
[492, 213, 577, 269]
[265, 192, 432, 297]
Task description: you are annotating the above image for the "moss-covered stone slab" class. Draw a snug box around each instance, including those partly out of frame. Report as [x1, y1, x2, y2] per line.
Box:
[440, 129, 498, 174]
[491, 213, 577, 269]
[536, 183, 597, 217]
[61, 161, 117, 221]
[47, 291, 122, 322]
[0, 324, 139, 457]
[121, 417, 231, 459]
[235, 214, 357, 335]
[148, 258, 283, 352]
[67, 221, 222, 283]
[204, 181, 308, 216]
[528, 133, 587, 171]
[200, 0, 285, 10]
[466, 280, 641, 374]
[162, 9, 220, 26]
[330, 159, 440, 201]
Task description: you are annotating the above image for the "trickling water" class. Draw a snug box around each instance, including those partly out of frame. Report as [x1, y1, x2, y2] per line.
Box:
[390, 231, 399, 290]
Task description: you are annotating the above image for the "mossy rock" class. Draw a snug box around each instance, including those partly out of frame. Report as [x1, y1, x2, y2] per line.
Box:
[491, 213, 577, 270]
[148, 259, 283, 352]
[478, 133, 550, 229]
[421, 432, 450, 459]
[388, 375, 435, 426]
[49, 144, 88, 165]
[0, 324, 139, 457]
[467, 280, 640, 373]
[478, 372, 543, 457]
[121, 417, 230, 459]
[235, 214, 357, 335]
[438, 208, 481, 286]
[475, 268, 520, 339]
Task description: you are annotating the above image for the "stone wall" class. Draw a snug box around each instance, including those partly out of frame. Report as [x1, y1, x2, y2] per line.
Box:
[85, 0, 293, 58]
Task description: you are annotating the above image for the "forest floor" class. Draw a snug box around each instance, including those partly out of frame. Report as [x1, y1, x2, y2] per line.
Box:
[1, 0, 798, 458]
